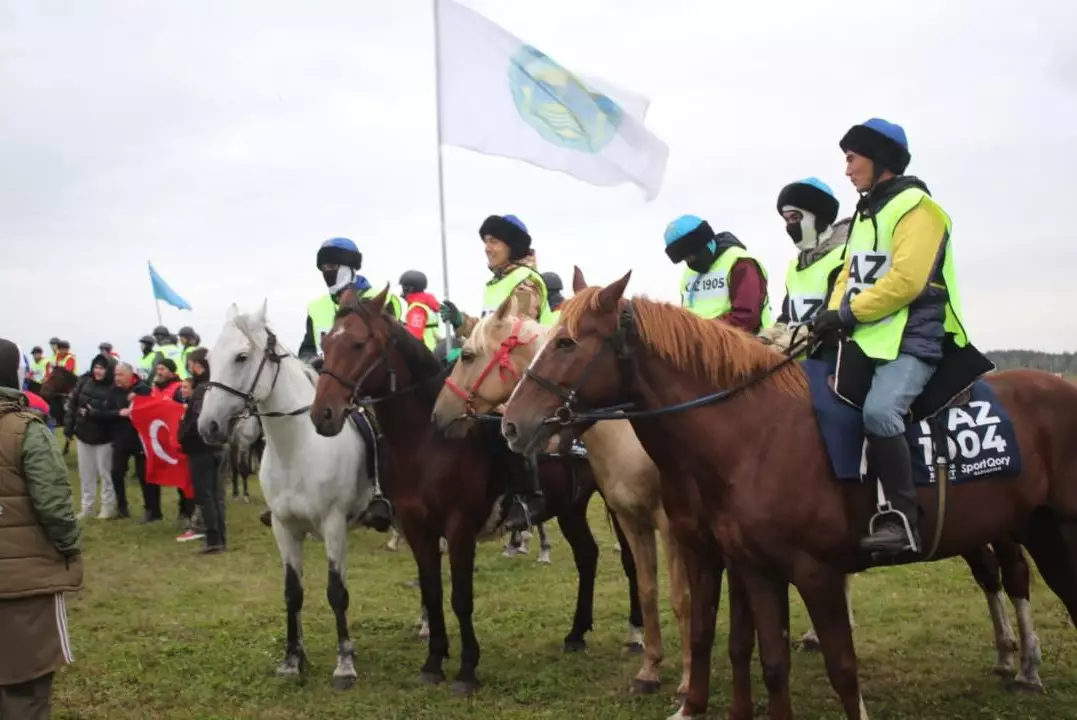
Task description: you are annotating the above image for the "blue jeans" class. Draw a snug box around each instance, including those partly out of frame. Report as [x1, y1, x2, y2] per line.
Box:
[862, 353, 936, 438]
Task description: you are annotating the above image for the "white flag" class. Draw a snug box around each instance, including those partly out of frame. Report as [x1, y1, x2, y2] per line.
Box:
[435, 0, 669, 201]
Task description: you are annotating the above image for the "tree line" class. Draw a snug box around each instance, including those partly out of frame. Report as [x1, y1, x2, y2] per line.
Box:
[987, 350, 1076, 375]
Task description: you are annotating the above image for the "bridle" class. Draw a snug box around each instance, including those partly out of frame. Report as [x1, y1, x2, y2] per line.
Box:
[443, 317, 538, 420]
[205, 329, 310, 419]
[522, 300, 812, 426]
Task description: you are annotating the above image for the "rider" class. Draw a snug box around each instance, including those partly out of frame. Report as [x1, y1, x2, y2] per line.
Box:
[663, 216, 774, 334]
[542, 271, 566, 324]
[47, 340, 77, 378]
[400, 270, 443, 351]
[46, 337, 60, 371]
[178, 326, 201, 370]
[27, 346, 48, 391]
[98, 342, 120, 361]
[760, 178, 850, 352]
[137, 335, 162, 382]
[298, 237, 403, 361]
[152, 326, 186, 379]
[812, 117, 970, 557]
[439, 214, 552, 533]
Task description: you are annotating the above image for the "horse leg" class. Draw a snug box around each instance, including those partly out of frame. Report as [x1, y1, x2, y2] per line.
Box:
[408, 524, 449, 685]
[667, 535, 722, 720]
[609, 513, 645, 654]
[386, 524, 402, 552]
[726, 564, 757, 720]
[502, 530, 523, 558]
[323, 512, 357, 691]
[1022, 511, 1077, 628]
[557, 505, 598, 652]
[446, 522, 481, 696]
[994, 538, 1043, 691]
[736, 565, 793, 720]
[796, 564, 868, 720]
[961, 545, 1017, 678]
[610, 512, 661, 693]
[231, 458, 239, 499]
[271, 520, 308, 678]
[799, 575, 854, 653]
[537, 522, 552, 564]
[658, 515, 693, 699]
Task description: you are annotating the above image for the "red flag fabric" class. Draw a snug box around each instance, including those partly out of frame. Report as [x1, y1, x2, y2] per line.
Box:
[129, 395, 194, 499]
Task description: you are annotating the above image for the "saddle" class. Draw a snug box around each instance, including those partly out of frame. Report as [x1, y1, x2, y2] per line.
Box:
[348, 407, 385, 493]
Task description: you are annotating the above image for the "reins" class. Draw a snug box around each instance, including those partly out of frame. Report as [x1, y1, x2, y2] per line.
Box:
[205, 329, 312, 419]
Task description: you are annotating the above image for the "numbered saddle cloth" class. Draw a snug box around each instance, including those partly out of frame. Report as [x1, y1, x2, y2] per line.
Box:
[802, 359, 1022, 485]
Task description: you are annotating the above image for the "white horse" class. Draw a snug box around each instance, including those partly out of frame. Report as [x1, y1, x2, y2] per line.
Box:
[197, 301, 373, 690]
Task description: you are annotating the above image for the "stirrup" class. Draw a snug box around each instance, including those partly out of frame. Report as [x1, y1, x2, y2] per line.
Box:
[504, 498, 534, 531]
[866, 502, 920, 554]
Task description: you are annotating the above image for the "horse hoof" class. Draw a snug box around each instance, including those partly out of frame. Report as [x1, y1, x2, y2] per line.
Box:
[992, 663, 1017, 678]
[794, 637, 821, 653]
[419, 670, 445, 686]
[562, 639, 587, 653]
[332, 675, 357, 691]
[1008, 677, 1045, 694]
[451, 679, 481, 696]
[624, 642, 644, 655]
[632, 678, 661, 695]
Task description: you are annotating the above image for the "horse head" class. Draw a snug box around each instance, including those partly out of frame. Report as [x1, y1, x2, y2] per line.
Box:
[198, 299, 282, 444]
[39, 366, 77, 401]
[431, 296, 546, 439]
[311, 285, 400, 437]
[502, 266, 633, 455]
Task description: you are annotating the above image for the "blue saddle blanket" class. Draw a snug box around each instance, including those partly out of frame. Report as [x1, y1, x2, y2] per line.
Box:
[802, 359, 1021, 485]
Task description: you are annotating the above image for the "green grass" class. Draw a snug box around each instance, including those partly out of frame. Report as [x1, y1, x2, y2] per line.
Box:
[53, 451, 1077, 720]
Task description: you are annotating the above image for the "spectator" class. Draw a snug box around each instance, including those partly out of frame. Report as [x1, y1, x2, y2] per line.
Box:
[98, 363, 154, 522]
[63, 354, 120, 520]
[180, 348, 226, 554]
[151, 361, 200, 540]
[0, 338, 83, 719]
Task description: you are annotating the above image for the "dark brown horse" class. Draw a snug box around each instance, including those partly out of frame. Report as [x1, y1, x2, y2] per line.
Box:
[38, 366, 79, 427]
[308, 288, 641, 695]
[502, 269, 1077, 720]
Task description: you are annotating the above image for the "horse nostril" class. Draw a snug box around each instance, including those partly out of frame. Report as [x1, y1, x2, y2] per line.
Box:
[208, 420, 220, 437]
[322, 407, 333, 422]
[503, 422, 518, 440]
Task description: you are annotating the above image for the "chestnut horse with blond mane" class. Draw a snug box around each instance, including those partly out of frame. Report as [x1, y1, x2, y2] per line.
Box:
[503, 269, 1077, 720]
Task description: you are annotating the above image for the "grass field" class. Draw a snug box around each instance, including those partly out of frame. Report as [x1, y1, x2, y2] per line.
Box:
[53, 453, 1077, 720]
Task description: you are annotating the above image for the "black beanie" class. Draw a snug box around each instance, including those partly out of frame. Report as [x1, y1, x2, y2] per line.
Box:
[479, 214, 532, 261]
[0, 339, 20, 390]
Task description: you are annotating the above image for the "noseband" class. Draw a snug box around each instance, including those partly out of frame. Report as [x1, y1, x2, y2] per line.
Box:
[443, 317, 537, 419]
[205, 330, 310, 419]
[523, 303, 638, 426]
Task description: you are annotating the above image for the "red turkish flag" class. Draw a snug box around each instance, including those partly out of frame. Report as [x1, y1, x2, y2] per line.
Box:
[129, 395, 194, 499]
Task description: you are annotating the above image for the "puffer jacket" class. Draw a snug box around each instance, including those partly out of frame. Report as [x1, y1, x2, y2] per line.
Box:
[63, 354, 122, 445]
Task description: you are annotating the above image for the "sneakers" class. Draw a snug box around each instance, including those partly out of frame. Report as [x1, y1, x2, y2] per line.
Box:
[176, 529, 205, 543]
[97, 505, 118, 520]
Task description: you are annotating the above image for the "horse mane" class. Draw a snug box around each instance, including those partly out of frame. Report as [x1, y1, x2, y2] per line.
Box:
[231, 312, 315, 388]
[558, 288, 808, 398]
[336, 299, 445, 402]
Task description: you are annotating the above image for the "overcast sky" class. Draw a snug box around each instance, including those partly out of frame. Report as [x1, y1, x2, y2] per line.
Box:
[4, 0, 1076, 364]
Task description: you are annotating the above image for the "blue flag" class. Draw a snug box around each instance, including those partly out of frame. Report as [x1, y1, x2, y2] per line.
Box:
[148, 261, 192, 311]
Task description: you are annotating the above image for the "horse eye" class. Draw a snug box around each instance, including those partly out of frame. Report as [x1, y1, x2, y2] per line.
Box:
[459, 351, 475, 363]
[235, 353, 249, 363]
[351, 340, 365, 351]
[555, 337, 576, 350]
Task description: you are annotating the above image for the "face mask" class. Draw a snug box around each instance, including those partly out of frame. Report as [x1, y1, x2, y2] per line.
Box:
[323, 266, 355, 294]
[685, 240, 717, 273]
[784, 208, 819, 252]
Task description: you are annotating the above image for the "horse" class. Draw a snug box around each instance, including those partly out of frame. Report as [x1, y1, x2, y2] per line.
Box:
[502, 269, 1077, 720]
[38, 366, 78, 427]
[308, 287, 642, 696]
[197, 301, 374, 691]
[228, 413, 264, 502]
[431, 303, 693, 695]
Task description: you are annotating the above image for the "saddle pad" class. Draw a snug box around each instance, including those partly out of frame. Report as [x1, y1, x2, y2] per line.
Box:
[348, 409, 380, 484]
[802, 359, 1021, 485]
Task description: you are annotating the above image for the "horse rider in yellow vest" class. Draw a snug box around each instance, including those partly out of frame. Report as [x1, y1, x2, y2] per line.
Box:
[298, 237, 403, 362]
[178, 327, 200, 373]
[542, 271, 565, 324]
[399, 270, 443, 352]
[438, 214, 551, 532]
[760, 177, 850, 353]
[812, 117, 973, 558]
[27, 346, 49, 391]
[136, 336, 162, 382]
[152, 326, 186, 380]
[46, 340, 77, 377]
[663, 216, 774, 334]
[46, 338, 60, 374]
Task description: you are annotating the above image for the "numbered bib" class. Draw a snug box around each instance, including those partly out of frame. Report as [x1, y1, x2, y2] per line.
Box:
[682, 272, 728, 304]
[844, 250, 891, 304]
[913, 400, 1011, 482]
[788, 294, 826, 326]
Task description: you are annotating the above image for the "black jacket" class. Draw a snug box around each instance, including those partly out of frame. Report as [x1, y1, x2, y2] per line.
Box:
[64, 355, 122, 445]
[179, 374, 214, 456]
[96, 380, 151, 453]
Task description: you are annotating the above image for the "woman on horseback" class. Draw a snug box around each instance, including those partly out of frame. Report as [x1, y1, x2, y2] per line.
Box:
[438, 214, 551, 532]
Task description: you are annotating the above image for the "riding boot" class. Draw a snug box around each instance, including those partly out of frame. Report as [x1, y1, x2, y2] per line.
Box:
[504, 453, 544, 533]
[357, 494, 393, 533]
[861, 433, 921, 556]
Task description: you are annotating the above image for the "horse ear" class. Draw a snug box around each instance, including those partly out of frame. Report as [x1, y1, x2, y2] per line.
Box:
[495, 294, 513, 320]
[572, 265, 587, 293]
[338, 287, 358, 308]
[226, 303, 239, 322]
[256, 298, 269, 325]
[368, 284, 389, 315]
[597, 271, 632, 312]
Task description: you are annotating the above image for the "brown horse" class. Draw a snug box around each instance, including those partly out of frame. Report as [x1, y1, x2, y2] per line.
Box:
[308, 288, 641, 695]
[502, 269, 1077, 719]
[39, 366, 79, 426]
[431, 303, 693, 695]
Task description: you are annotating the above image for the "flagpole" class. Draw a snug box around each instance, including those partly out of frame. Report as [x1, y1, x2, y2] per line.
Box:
[155, 298, 163, 327]
[432, 0, 455, 349]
